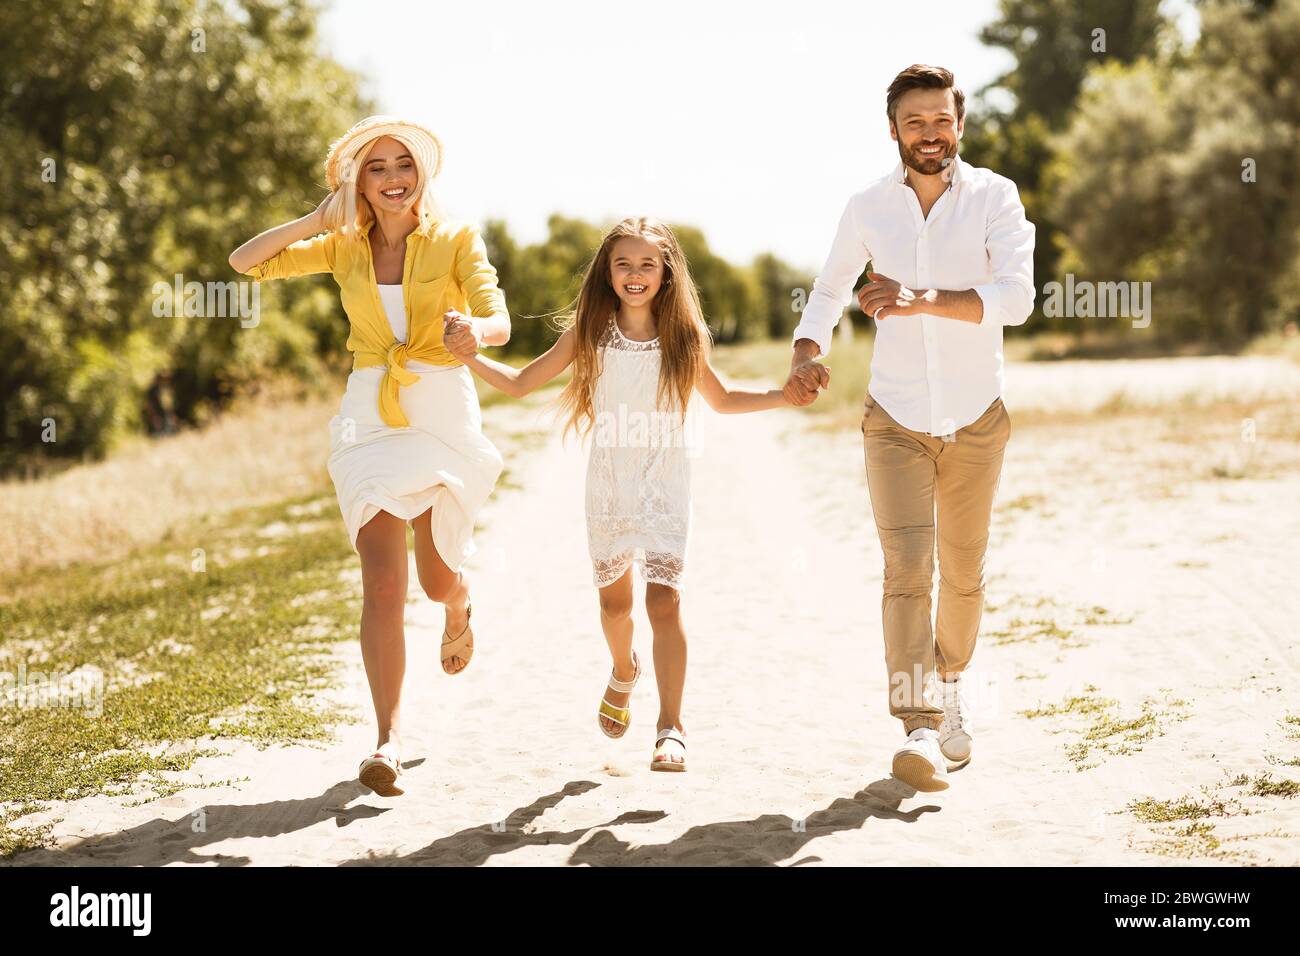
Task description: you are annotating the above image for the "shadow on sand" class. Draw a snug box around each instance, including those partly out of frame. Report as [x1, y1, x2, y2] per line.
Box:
[8, 761, 938, 867]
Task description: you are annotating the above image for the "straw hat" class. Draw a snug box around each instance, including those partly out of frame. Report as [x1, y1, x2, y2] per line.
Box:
[324, 115, 444, 191]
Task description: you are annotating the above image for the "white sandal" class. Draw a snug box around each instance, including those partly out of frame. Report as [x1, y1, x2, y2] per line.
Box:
[357, 742, 403, 796]
[651, 727, 687, 772]
[597, 650, 641, 739]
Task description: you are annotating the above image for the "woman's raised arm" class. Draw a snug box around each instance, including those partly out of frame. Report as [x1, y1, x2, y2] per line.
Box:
[228, 193, 336, 276]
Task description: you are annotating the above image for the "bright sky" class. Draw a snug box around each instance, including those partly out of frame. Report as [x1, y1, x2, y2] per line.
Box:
[316, 1, 1186, 271]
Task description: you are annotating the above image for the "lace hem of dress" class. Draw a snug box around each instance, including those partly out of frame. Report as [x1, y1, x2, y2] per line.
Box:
[592, 549, 684, 590]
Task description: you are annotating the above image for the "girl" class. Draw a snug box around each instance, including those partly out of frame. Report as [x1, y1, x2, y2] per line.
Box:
[228, 116, 510, 797]
[444, 217, 795, 771]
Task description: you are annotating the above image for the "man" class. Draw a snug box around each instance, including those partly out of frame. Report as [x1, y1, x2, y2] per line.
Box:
[785, 64, 1035, 791]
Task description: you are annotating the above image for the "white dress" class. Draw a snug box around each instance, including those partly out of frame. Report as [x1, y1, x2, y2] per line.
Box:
[326, 283, 503, 570]
[586, 313, 695, 591]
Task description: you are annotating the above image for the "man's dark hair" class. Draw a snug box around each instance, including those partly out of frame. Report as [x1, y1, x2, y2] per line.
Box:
[886, 64, 965, 126]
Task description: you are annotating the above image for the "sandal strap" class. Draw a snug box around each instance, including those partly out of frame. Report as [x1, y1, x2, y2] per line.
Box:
[606, 651, 640, 693]
[654, 727, 685, 747]
[442, 616, 473, 655]
[360, 744, 401, 773]
[442, 600, 472, 644]
[599, 699, 630, 725]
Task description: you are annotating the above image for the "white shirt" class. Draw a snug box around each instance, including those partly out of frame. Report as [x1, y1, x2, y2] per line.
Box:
[792, 155, 1035, 436]
[376, 282, 449, 373]
[377, 283, 408, 342]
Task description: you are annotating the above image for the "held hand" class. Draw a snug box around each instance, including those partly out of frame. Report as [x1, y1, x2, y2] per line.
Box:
[858, 272, 924, 321]
[782, 377, 816, 406]
[442, 310, 481, 359]
[783, 360, 830, 407]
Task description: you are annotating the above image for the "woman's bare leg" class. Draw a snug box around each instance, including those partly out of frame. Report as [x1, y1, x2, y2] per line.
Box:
[412, 508, 471, 674]
[645, 581, 686, 737]
[355, 510, 410, 749]
[596, 565, 636, 735]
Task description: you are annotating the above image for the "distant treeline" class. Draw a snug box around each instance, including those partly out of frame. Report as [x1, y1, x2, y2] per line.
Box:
[4, 0, 1297, 475]
[0, 0, 811, 476]
[961, 0, 1300, 345]
[479, 216, 811, 358]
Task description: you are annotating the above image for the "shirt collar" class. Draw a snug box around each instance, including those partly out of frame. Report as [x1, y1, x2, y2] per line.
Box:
[892, 153, 965, 191]
[358, 217, 439, 240]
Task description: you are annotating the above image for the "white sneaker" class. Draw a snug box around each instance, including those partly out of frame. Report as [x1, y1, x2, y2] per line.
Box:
[939, 678, 972, 768]
[891, 728, 949, 792]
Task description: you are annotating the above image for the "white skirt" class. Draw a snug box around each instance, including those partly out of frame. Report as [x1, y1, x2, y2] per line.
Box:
[327, 362, 503, 571]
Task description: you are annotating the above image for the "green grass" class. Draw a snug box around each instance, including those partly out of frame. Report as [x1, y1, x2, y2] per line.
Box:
[1282, 713, 1300, 740]
[1128, 795, 1241, 823]
[987, 617, 1082, 647]
[1246, 772, 1300, 799]
[1021, 686, 1117, 721]
[1020, 687, 1189, 769]
[1001, 494, 1048, 514]
[1080, 606, 1133, 626]
[982, 597, 1131, 649]
[0, 803, 51, 858]
[0, 374, 554, 859]
[1138, 821, 1235, 860]
[1128, 769, 1298, 862]
[1141, 822, 1294, 863]
[0, 486, 365, 857]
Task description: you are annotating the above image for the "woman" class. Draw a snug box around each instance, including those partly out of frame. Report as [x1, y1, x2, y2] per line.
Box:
[228, 116, 510, 796]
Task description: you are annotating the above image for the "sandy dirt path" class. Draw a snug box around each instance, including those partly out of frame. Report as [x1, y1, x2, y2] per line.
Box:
[10, 358, 1300, 866]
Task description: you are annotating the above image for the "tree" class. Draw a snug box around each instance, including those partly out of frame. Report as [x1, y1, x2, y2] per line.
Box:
[751, 253, 813, 340]
[960, 0, 1170, 334]
[1049, 0, 1300, 345]
[0, 0, 368, 474]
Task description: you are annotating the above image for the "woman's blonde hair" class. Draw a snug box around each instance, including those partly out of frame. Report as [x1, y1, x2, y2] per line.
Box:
[321, 119, 445, 237]
[556, 217, 712, 443]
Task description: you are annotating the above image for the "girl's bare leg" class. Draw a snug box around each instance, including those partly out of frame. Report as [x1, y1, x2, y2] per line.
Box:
[645, 581, 686, 738]
[596, 565, 637, 735]
[355, 511, 410, 749]
[412, 508, 472, 674]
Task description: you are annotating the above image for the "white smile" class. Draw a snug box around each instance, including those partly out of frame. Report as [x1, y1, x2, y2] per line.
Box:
[381, 187, 409, 199]
[919, 146, 943, 155]
[624, 284, 647, 294]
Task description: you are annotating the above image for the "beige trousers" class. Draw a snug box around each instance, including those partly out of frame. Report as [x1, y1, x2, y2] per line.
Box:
[861, 392, 1011, 734]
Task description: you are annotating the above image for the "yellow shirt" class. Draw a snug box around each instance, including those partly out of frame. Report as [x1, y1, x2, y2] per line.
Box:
[244, 219, 508, 428]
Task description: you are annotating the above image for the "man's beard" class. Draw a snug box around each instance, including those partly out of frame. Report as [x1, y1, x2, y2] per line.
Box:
[900, 137, 958, 177]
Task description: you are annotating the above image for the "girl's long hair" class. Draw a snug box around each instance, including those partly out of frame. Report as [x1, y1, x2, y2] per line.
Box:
[556, 217, 711, 443]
